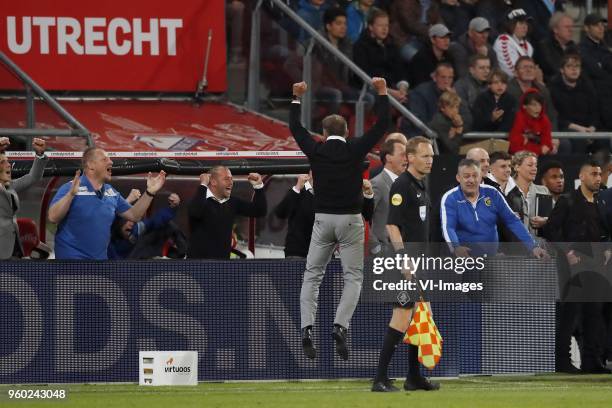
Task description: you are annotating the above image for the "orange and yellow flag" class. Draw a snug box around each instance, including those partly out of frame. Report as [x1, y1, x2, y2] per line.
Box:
[403, 301, 443, 369]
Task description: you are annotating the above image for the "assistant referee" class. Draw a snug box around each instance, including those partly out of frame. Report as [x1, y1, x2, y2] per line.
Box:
[372, 136, 440, 392]
[290, 78, 390, 361]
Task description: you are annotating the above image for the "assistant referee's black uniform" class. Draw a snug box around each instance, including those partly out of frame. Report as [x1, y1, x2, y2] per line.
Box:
[373, 169, 438, 392]
[387, 171, 431, 247]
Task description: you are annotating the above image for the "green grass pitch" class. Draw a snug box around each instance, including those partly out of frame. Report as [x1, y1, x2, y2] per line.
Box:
[1, 374, 611, 408]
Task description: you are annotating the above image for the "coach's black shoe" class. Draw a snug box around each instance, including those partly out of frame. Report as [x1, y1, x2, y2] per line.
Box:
[371, 378, 400, 392]
[332, 324, 349, 361]
[372, 378, 399, 392]
[404, 376, 440, 391]
[301, 326, 317, 360]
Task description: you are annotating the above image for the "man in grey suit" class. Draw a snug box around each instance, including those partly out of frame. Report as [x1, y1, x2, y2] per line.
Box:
[290, 78, 390, 361]
[0, 137, 48, 259]
[368, 138, 407, 255]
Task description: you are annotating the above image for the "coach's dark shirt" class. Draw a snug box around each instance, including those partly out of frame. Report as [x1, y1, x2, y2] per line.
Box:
[187, 185, 267, 259]
[289, 95, 390, 214]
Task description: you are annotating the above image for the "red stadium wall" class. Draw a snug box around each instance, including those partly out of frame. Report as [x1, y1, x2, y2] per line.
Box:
[0, 0, 227, 92]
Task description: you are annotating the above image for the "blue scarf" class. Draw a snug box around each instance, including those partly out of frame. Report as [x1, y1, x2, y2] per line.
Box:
[542, 0, 556, 15]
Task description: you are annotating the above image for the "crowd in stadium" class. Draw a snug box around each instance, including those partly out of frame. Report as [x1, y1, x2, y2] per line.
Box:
[254, 0, 612, 156]
[2, 0, 612, 385]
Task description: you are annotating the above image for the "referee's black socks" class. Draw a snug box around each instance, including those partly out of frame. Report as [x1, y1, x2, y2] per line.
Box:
[407, 344, 421, 378]
[374, 327, 404, 382]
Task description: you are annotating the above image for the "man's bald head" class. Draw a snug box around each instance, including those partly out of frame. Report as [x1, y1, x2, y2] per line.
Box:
[466, 147, 490, 175]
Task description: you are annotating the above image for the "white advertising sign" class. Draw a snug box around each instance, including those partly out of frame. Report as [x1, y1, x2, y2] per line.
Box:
[139, 351, 198, 386]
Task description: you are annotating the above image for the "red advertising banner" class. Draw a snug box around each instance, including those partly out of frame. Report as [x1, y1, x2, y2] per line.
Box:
[0, 0, 227, 92]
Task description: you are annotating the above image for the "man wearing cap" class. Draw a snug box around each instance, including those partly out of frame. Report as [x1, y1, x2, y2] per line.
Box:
[449, 16, 498, 79]
[409, 23, 457, 88]
[493, 8, 534, 77]
[579, 12, 612, 132]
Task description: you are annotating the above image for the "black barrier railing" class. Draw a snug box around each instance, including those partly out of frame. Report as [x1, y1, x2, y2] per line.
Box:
[9, 157, 373, 179]
[0, 258, 557, 383]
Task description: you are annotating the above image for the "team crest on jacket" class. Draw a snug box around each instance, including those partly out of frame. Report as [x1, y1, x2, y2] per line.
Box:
[484, 197, 492, 206]
[391, 194, 403, 206]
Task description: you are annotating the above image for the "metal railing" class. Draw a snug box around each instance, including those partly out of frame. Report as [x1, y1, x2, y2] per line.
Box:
[246, 0, 438, 149]
[0, 51, 93, 148]
[463, 131, 612, 140]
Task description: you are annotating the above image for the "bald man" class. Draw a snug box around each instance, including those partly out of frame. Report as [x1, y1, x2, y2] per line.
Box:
[466, 147, 499, 190]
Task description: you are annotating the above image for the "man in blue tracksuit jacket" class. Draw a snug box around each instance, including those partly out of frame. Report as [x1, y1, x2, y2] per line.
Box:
[441, 158, 548, 258]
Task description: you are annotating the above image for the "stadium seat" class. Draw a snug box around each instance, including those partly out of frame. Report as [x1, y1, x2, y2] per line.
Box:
[17, 218, 51, 259]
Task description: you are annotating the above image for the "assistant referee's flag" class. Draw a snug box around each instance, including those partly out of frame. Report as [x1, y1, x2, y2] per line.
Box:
[403, 301, 443, 369]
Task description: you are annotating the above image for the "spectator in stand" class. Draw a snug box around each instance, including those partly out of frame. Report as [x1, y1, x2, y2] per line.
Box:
[472, 68, 517, 132]
[536, 12, 578, 82]
[431, 0, 473, 40]
[449, 16, 498, 79]
[388, 0, 438, 62]
[428, 91, 465, 153]
[520, 0, 565, 43]
[487, 151, 514, 195]
[0, 137, 48, 260]
[346, 0, 374, 43]
[539, 160, 565, 205]
[187, 167, 267, 259]
[505, 150, 550, 237]
[465, 147, 490, 183]
[507, 56, 558, 130]
[401, 63, 472, 137]
[226, 0, 246, 64]
[475, 0, 517, 39]
[48, 147, 167, 260]
[313, 7, 369, 114]
[509, 89, 553, 155]
[493, 8, 534, 78]
[409, 23, 456, 87]
[298, 0, 330, 43]
[579, 13, 612, 134]
[108, 193, 182, 259]
[595, 150, 612, 188]
[275, 173, 375, 258]
[455, 54, 491, 111]
[353, 8, 409, 102]
[549, 53, 603, 154]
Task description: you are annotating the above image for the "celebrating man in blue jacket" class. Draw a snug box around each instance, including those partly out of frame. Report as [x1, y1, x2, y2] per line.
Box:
[441, 158, 548, 258]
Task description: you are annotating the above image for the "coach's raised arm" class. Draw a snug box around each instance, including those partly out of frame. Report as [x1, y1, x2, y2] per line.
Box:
[289, 77, 391, 362]
[289, 78, 390, 158]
